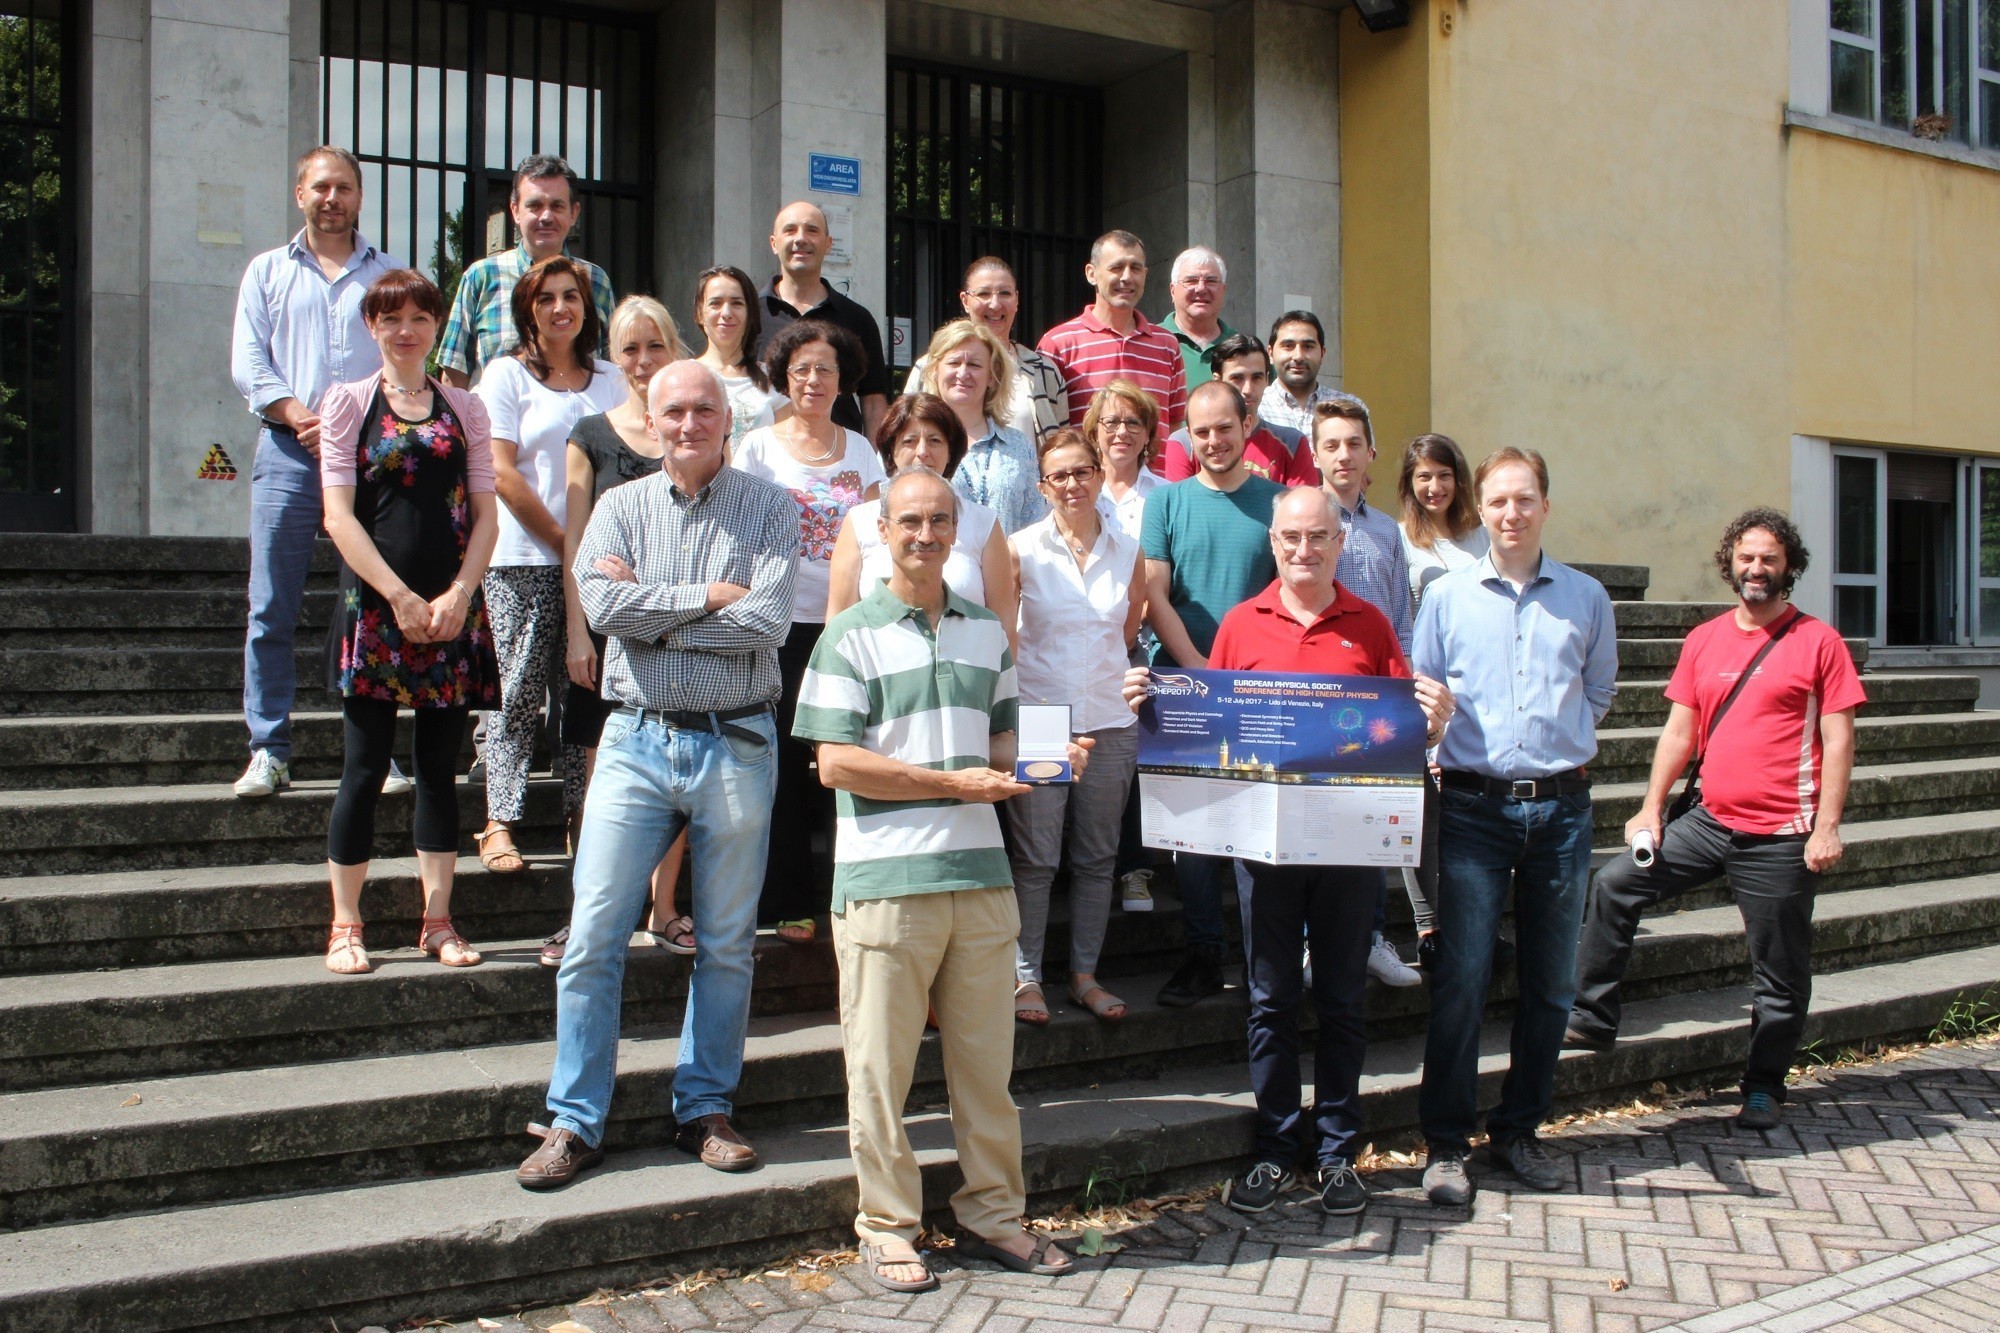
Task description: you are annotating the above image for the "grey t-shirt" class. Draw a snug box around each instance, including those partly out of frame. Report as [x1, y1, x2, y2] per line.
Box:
[569, 413, 662, 507]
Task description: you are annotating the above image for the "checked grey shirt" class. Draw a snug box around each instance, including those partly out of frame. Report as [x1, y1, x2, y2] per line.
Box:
[1332, 493, 1415, 658]
[574, 466, 800, 712]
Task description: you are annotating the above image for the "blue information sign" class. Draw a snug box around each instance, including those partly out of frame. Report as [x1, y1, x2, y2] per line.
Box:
[809, 153, 862, 195]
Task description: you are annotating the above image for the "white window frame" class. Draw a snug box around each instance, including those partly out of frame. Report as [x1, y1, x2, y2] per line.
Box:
[1982, 0, 2000, 146]
[1831, 446, 1888, 646]
[1969, 459, 2000, 644]
[1830, 0, 1885, 124]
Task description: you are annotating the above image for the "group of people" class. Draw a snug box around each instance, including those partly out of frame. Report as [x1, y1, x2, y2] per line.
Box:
[231, 146, 1866, 1293]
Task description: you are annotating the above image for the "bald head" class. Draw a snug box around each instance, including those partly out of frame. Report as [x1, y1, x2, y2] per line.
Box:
[772, 200, 832, 281]
[1269, 485, 1346, 597]
[648, 359, 728, 416]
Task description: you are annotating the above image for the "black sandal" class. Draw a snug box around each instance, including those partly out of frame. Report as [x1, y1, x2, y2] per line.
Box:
[957, 1231, 1073, 1276]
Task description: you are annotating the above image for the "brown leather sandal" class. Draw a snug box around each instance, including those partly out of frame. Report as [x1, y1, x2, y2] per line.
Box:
[418, 915, 482, 967]
[475, 824, 528, 874]
[325, 922, 372, 975]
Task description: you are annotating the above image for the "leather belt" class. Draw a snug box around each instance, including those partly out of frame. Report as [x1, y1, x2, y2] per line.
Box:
[616, 702, 774, 746]
[1440, 768, 1591, 800]
[259, 418, 296, 436]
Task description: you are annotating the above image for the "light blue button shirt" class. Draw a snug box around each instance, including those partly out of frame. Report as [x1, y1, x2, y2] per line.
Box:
[952, 419, 1048, 535]
[230, 229, 400, 419]
[1412, 551, 1618, 781]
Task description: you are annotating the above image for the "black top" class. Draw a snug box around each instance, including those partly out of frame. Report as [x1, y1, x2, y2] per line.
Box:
[754, 277, 891, 434]
[569, 412, 663, 507]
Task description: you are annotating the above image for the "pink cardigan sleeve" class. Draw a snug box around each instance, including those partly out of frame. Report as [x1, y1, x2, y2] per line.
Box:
[445, 385, 496, 494]
[316, 380, 370, 488]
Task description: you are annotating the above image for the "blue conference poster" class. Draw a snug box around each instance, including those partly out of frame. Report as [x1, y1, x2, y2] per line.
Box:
[1136, 668, 1427, 867]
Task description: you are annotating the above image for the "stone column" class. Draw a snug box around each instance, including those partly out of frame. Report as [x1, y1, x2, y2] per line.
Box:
[152, 0, 296, 538]
[1213, 0, 1340, 374]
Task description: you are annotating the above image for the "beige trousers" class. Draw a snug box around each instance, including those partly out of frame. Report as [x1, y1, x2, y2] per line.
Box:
[832, 885, 1025, 1247]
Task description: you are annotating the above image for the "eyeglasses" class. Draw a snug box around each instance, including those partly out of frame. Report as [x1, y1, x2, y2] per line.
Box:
[1275, 529, 1343, 551]
[788, 362, 839, 382]
[892, 512, 956, 533]
[1097, 417, 1147, 435]
[1041, 465, 1100, 487]
[1175, 275, 1223, 289]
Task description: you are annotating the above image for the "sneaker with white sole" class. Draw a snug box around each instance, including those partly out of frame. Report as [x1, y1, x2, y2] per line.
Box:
[233, 749, 291, 798]
[1366, 933, 1421, 987]
[1119, 869, 1155, 912]
[382, 760, 414, 795]
[1225, 1160, 1297, 1213]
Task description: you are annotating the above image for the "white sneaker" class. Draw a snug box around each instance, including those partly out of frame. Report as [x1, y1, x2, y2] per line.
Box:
[382, 760, 414, 795]
[234, 749, 291, 798]
[1119, 869, 1155, 912]
[1367, 933, 1422, 987]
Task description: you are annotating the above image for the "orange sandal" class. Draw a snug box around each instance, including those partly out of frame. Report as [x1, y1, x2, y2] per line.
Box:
[418, 915, 483, 967]
[326, 922, 372, 975]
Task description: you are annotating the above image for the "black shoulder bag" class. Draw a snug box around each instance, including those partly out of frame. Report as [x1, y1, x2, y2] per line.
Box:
[1665, 609, 1808, 825]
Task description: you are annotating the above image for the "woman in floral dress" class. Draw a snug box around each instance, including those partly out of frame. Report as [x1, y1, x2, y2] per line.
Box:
[316, 269, 502, 975]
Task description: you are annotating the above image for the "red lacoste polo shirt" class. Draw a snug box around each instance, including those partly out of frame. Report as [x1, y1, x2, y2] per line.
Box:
[1208, 579, 1411, 678]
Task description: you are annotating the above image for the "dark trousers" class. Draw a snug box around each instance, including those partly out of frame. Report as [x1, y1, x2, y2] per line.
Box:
[1174, 851, 1234, 953]
[1419, 787, 1595, 1156]
[760, 619, 835, 923]
[328, 698, 469, 866]
[1572, 802, 1818, 1101]
[1242, 863, 1378, 1169]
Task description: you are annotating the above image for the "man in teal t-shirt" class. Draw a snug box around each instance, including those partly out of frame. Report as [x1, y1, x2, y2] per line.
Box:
[1138, 379, 1285, 1009]
[1141, 380, 1285, 668]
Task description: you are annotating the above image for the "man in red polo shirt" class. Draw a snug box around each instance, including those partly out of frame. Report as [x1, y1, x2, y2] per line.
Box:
[1124, 486, 1453, 1218]
[1038, 230, 1187, 451]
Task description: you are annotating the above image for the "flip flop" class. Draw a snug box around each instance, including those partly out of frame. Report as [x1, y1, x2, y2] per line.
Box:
[774, 917, 816, 944]
[859, 1241, 939, 1293]
[956, 1231, 1073, 1276]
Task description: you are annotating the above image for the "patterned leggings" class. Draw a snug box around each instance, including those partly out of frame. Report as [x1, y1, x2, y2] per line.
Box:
[482, 565, 587, 824]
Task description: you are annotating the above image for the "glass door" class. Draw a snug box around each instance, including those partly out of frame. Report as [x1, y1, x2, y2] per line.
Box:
[1833, 448, 1888, 645]
[1971, 461, 2000, 643]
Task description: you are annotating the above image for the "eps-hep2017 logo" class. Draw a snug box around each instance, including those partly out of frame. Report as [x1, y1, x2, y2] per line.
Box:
[1147, 673, 1211, 698]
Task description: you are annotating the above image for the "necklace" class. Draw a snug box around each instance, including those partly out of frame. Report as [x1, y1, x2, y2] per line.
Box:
[786, 420, 840, 465]
[383, 377, 430, 398]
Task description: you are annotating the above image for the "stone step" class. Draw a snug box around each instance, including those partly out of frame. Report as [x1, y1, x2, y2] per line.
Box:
[1608, 601, 1736, 639]
[5, 870, 1993, 1230]
[0, 589, 334, 649]
[0, 777, 569, 877]
[0, 533, 339, 590]
[1571, 563, 1649, 602]
[1612, 635, 1868, 674]
[0, 648, 338, 717]
[1590, 754, 2000, 840]
[1588, 710, 2000, 784]
[1604, 671, 1977, 726]
[0, 858, 577, 975]
[2, 941, 1992, 1331]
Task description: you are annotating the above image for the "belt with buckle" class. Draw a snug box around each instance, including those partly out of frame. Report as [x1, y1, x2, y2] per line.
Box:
[616, 701, 774, 746]
[1440, 768, 1591, 800]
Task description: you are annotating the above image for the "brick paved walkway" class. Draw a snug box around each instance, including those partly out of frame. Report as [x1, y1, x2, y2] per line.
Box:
[443, 1036, 2000, 1333]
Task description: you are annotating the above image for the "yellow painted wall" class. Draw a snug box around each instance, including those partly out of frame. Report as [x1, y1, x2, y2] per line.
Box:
[1421, 0, 1796, 601]
[1337, 2, 1430, 508]
[1788, 126, 2000, 457]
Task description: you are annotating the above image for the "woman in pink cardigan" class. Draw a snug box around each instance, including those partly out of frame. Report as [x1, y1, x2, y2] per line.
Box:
[316, 268, 502, 974]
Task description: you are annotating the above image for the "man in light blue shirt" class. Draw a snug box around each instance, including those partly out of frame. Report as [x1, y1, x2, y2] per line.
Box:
[228, 146, 400, 797]
[1409, 446, 1617, 1207]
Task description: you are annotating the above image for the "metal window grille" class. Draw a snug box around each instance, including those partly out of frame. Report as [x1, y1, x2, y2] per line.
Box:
[888, 59, 1102, 370]
[320, 0, 655, 314]
[0, 0, 76, 532]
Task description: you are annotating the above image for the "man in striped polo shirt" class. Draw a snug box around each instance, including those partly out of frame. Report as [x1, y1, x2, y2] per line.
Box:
[795, 467, 1090, 1293]
[1037, 229, 1188, 453]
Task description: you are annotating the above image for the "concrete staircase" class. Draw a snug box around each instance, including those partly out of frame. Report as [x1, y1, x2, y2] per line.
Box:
[2, 537, 1997, 1331]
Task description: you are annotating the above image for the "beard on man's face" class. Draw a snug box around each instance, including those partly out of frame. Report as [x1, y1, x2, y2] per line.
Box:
[1730, 567, 1791, 603]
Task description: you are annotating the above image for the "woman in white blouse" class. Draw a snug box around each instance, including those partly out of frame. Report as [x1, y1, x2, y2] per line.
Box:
[824, 393, 1017, 648]
[1086, 379, 1164, 542]
[473, 256, 627, 875]
[1397, 433, 1489, 608]
[733, 319, 887, 945]
[1006, 428, 1146, 1026]
[691, 264, 789, 448]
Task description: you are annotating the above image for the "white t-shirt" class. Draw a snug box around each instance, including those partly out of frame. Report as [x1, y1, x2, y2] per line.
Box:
[1402, 523, 1491, 607]
[1096, 469, 1163, 543]
[849, 496, 997, 607]
[719, 372, 787, 447]
[1011, 516, 1141, 734]
[476, 356, 627, 566]
[734, 424, 889, 624]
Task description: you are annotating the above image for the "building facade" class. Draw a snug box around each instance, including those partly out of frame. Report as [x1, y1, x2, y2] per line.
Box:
[7, 1, 1999, 656]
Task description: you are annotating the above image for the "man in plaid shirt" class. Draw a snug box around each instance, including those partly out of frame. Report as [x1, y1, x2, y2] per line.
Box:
[436, 153, 616, 387]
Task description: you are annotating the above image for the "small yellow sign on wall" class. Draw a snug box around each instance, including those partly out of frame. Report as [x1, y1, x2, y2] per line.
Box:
[197, 444, 237, 481]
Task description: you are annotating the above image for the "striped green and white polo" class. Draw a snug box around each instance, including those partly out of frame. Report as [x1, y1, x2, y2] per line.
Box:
[792, 582, 1019, 910]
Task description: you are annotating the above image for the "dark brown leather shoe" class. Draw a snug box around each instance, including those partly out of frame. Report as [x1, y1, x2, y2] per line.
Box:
[517, 1122, 603, 1190]
[674, 1113, 758, 1172]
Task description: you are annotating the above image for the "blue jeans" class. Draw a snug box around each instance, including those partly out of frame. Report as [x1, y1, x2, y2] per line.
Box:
[1419, 786, 1595, 1155]
[544, 708, 778, 1146]
[243, 426, 322, 761]
[1174, 851, 1233, 953]
[1242, 863, 1378, 1169]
